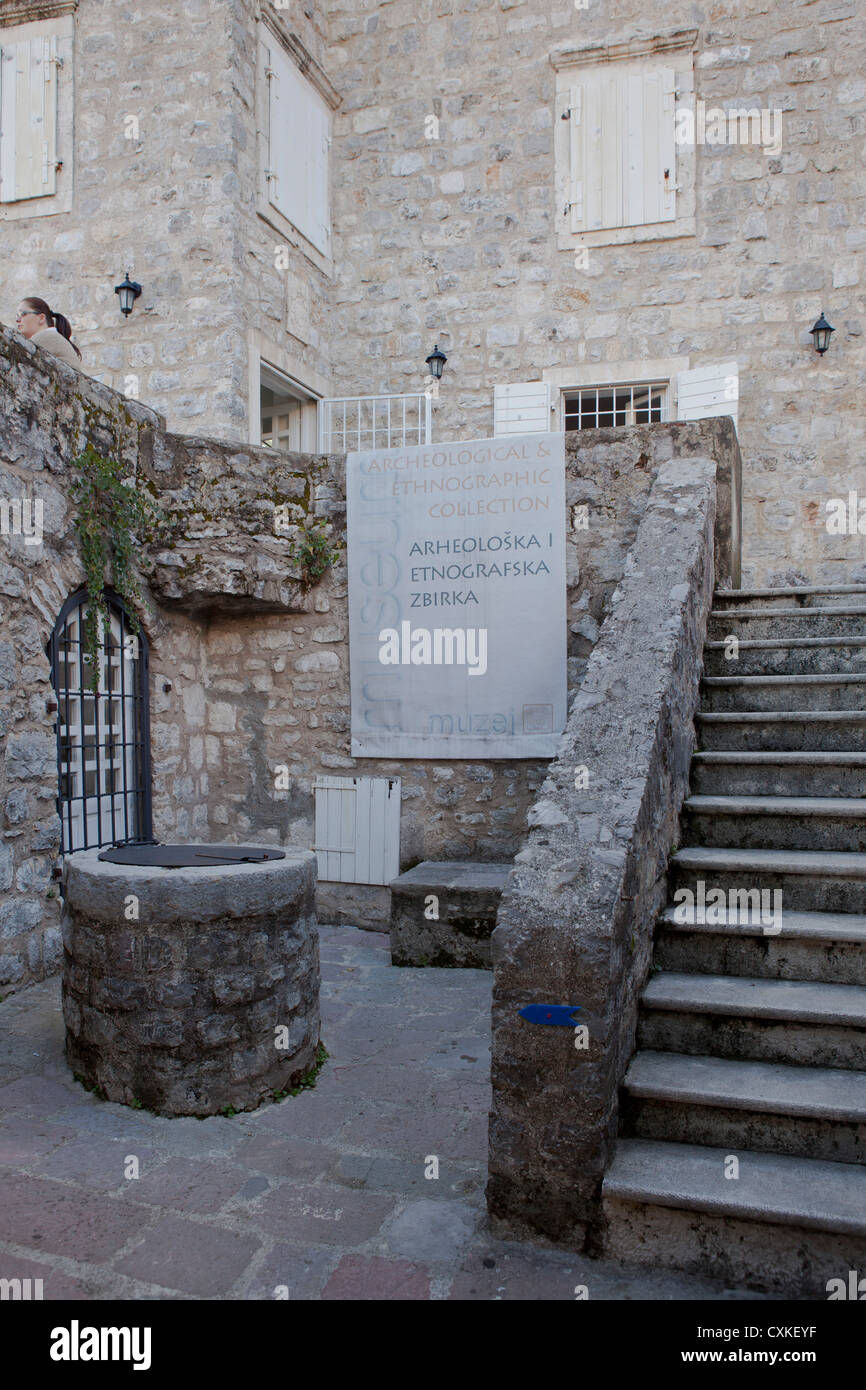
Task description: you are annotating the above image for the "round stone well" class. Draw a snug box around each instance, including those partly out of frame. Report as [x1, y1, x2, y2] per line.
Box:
[61, 844, 320, 1117]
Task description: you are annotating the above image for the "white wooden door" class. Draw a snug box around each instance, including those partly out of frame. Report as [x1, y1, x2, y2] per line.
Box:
[314, 776, 401, 884]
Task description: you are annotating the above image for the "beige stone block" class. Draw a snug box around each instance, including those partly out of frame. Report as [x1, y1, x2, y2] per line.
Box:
[294, 651, 340, 673]
[182, 683, 205, 726]
[207, 700, 237, 732]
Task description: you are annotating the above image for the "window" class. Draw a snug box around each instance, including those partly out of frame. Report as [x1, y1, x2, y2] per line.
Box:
[553, 32, 697, 249]
[564, 383, 667, 430]
[261, 29, 331, 256]
[0, 35, 58, 201]
[566, 69, 676, 234]
[0, 8, 73, 218]
[48, 590, 152, 854]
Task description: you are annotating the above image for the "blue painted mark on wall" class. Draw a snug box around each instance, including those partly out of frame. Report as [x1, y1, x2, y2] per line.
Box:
[519, 1003, 582, 1026]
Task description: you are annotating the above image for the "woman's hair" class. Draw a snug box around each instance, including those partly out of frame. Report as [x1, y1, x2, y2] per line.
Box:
[22, 296, 82, 359]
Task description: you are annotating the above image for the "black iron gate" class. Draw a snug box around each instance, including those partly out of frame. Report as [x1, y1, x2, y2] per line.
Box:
[48, 589, 152, 853]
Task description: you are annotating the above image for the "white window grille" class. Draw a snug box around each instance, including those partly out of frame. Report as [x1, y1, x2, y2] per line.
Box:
[318, 394, 432, 452]
[563, 382, 668, 430]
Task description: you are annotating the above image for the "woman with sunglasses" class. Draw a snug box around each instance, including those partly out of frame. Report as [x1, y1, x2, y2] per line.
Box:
[15, 297, 85, 372]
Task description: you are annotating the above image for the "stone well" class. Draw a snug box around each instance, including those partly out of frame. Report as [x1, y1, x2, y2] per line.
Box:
[61, 846, 320, 1117]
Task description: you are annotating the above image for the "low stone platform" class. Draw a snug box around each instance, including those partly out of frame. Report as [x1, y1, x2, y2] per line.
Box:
[61, 846, 319, 1117]
[389, 861, 511, 968]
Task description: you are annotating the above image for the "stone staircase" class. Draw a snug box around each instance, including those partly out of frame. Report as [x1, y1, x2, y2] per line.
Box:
[602, 584, 866, 1296]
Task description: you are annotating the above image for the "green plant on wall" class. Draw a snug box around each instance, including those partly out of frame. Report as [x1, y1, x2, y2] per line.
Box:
[286, 518, 342, 590]
[70, 446, 158, 690]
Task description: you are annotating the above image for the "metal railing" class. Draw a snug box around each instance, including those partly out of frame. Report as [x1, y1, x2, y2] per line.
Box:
[318, 393, 432, 452]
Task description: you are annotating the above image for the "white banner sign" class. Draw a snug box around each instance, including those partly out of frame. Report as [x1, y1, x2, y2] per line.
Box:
[347, 432, 567, 758]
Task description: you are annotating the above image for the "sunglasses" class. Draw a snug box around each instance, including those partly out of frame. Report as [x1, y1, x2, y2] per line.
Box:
[16, 310, 39, 321]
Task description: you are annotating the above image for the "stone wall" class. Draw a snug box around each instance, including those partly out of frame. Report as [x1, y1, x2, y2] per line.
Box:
[0, 323, 738, 988]
[0, 0, 332, 440]
[2, 1, 860, 587]
[487, 451, 718, 1243]
[325, 0, 864, 589]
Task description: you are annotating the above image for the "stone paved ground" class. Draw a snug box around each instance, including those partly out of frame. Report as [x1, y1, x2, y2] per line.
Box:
[0, 925, 767, 1300]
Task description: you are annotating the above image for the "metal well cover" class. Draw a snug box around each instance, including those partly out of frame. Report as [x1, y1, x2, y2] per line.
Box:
[98, 843, 287, 868]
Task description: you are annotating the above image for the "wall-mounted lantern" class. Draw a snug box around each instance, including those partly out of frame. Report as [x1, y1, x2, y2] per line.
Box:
[810, 311, 834, 356]
[114, 272, 142, 317]
[425, 343, 447, 379]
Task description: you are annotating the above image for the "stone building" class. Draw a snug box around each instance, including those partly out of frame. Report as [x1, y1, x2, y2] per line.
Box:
[0, 0, 862, 587]
[1, 0, 865, 1296]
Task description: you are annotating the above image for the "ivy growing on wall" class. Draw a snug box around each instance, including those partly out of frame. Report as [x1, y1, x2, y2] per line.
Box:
[285, 517, 342, 590]
[70, 446, 157, 690]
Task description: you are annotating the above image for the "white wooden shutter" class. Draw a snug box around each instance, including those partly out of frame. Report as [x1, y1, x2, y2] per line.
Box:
[267, 43, 330, 254]
[493, 382, 551, 436]
[676, 362, 739, 428]
[0, 37, 59, 203]
[569, 66, 676, 232]
[314, 776, 401, 885]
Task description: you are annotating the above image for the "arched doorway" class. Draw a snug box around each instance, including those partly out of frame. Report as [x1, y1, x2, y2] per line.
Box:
[48, 589, 152, 853]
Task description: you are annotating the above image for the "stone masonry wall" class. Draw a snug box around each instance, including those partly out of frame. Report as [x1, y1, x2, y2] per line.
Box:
[325, 0, 865, 588]
[0, 0, 333, 441]
[0, 328, 209, 989]
[488, 451, 718, 1243]
[0, 323, 737, 988]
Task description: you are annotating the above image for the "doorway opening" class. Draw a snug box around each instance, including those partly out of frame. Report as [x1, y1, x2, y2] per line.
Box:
[48, 589, 152, 853]
[260, 363, 318, 453]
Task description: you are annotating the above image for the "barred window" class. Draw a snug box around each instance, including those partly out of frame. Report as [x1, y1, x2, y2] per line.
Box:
[563, 382, 667, 430]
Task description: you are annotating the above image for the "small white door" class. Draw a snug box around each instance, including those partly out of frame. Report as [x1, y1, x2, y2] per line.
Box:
[314, 776, 401, 884]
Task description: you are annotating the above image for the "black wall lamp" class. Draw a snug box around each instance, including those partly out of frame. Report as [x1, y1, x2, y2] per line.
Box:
[425, 343, 447, 379]
[810, 311, 834, 356]
[115, 272, 142, 317]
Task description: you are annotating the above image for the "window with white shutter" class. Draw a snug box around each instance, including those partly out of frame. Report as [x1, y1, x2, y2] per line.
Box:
[676, 362, 739, 430]
[493, 382, 552, 436]
[553, 33, 697, 250]
[0, 34, 59, 203]
[566, 67, 676, 234]
[264, 39, 330, 256]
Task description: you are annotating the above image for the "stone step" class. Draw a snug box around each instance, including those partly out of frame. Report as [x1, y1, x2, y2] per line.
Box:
[639, 972, 866, 1069]
[606, 1134, 866, 1295]
[691, 751, 866, 798]
[388, 860, 510, 969]
[672, 845, 866, 914]
[701, 673, 866, 713]
[602, 1138, 866, 1295]
[656, 904, 866, 984]
[695, 709, 866, 752]
[703, 635, 866, 677]
[682, 794, 866, 853]
[622, 1051, 866, 1164]
[713, 585, 866, 609]
[708, 607, 866, 641]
